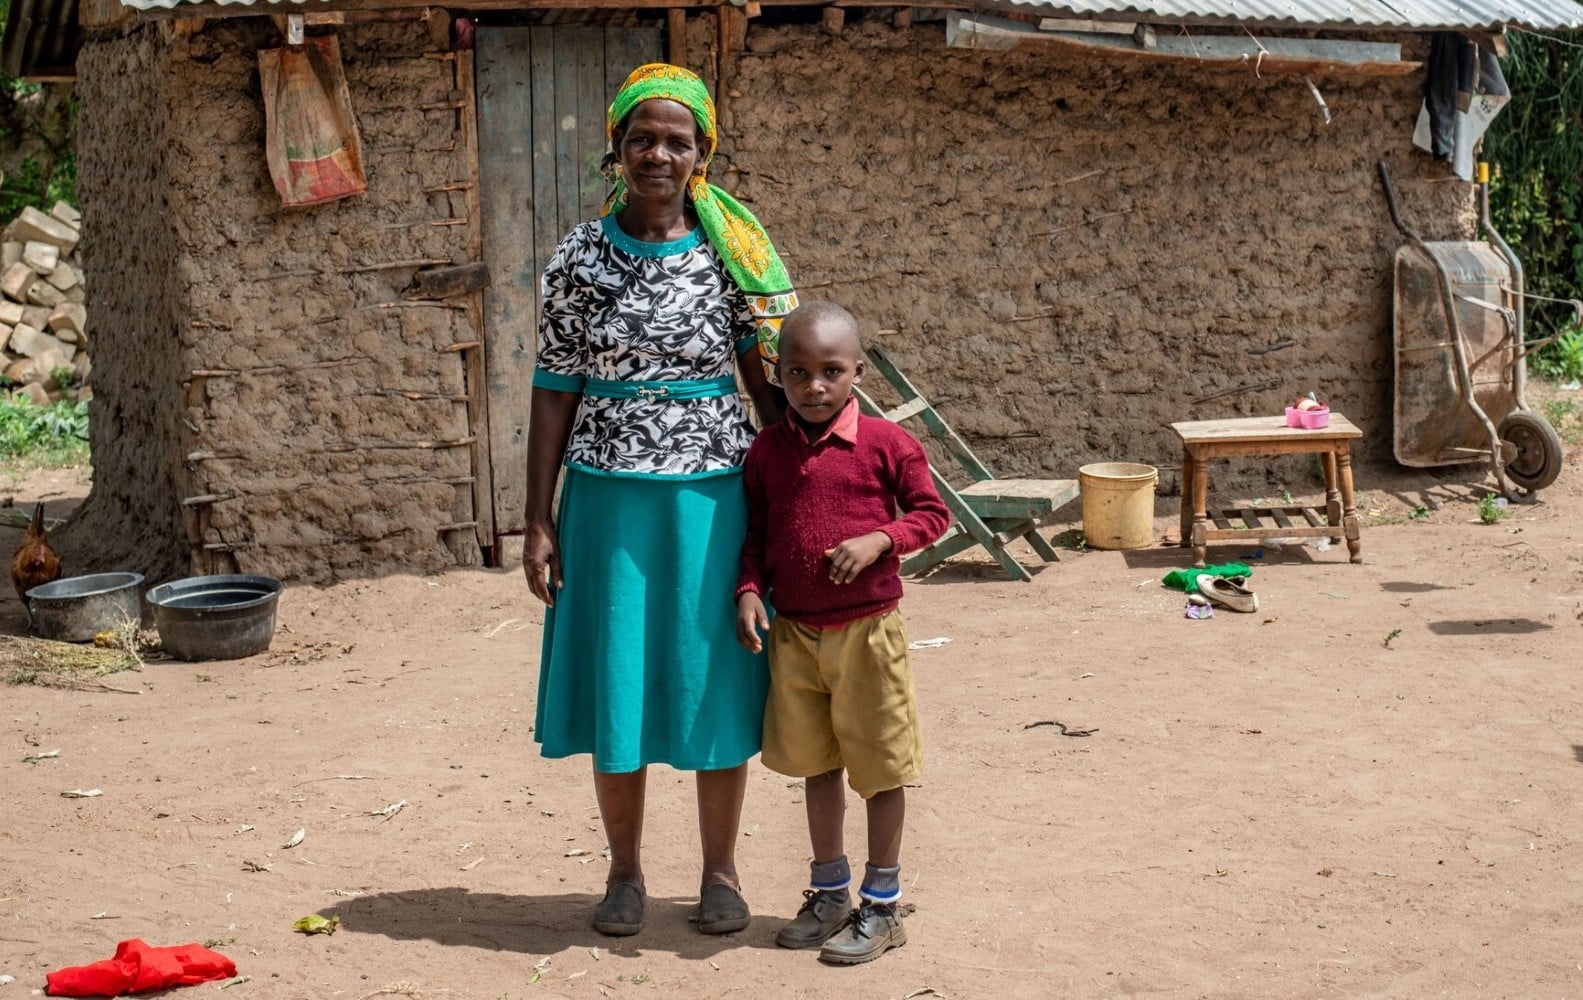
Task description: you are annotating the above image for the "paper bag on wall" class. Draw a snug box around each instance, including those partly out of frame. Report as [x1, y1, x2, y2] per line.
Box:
[258, 35, 367, 208]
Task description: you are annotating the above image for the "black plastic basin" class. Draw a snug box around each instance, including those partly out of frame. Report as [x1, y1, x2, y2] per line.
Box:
[145, 575, 283, 662]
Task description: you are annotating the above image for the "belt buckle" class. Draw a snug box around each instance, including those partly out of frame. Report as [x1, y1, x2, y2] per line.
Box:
[636, 385, 669, 403]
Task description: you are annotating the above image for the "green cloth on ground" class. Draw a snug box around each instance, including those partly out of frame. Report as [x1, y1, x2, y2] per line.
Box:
[1162, 561, 1252, 593]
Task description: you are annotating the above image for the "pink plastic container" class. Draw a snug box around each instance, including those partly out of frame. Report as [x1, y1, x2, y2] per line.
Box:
[1285, 405, 1330, 429]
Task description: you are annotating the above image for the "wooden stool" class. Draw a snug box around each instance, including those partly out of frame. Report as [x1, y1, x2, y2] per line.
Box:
[1169, 414, 1364, 567]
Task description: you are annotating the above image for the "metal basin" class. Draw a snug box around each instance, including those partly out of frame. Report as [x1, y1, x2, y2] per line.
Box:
[145, 574, 283, 662]
[26, 572, 146, 642]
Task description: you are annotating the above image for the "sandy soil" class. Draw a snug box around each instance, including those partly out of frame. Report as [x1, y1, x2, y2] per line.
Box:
[2, 436, 1581, 1000]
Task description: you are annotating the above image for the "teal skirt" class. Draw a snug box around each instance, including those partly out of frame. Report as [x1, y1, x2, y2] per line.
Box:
[534, 465, 769, 773]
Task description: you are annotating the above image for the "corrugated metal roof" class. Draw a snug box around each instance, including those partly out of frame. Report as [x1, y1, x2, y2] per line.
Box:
[997, 0, 1583, 30]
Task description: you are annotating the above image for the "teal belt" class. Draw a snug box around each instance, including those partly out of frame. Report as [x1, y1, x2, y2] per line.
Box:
[583, 375, 737, 402]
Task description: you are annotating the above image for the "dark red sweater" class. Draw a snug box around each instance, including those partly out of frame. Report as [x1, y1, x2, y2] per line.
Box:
[737, 401, 950, 627]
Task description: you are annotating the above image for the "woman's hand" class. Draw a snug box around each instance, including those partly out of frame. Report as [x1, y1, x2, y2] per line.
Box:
[823, 531, 893, 585]
[524, 519, 563, 606]
[736, 592, 769, 653]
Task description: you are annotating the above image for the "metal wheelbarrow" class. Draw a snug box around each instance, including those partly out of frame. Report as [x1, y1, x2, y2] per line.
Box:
[1378, 158, 1578, 500]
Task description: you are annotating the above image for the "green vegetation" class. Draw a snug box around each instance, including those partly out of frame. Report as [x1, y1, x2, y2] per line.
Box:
[1485, 30, 1583, 378]
[1476, 492, 1507, 524]
[1541, 395, 1583, 446]
[0, 0, 78, 217]
[0, 396, 89, 466]
[1410, 505, 1431, 520]
[1532, 328, 1583, 383]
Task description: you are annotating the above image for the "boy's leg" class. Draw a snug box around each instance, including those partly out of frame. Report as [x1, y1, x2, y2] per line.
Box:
[820, 783, 908, 964]
[592, 766, 647, 936]
[775, 768, 853, 949]
[696, 763, 752, 934]
[806, 767, 847, 862]
[819, 611, 918, 964]
[866, 786, 905, 871]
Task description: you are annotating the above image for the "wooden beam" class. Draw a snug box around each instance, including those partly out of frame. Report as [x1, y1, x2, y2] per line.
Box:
[667, 8, 686, 65]
[135, 0, 716, 20]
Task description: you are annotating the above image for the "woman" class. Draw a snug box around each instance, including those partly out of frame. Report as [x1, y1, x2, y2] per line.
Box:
[523, 63, 796, 938]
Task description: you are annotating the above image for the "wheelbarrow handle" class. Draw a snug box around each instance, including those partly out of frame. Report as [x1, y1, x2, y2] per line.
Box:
[1376, 159, 1424, 244]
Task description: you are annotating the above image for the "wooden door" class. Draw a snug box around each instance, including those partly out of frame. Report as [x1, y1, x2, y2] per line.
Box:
[475, 25, 662, 541]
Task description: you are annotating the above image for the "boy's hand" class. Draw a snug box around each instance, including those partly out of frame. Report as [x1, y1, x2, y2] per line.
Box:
[736, 592, 769, 653]
[823, 531, 893, 585]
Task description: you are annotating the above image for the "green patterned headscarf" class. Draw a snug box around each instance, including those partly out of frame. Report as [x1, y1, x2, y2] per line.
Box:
[605, 63, 797, 383]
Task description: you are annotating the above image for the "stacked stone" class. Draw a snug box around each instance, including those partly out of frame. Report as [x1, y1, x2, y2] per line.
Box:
[0, 202, 89, 407]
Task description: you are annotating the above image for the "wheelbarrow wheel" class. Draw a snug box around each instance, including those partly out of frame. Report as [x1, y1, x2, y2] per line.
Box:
[1499, 410, 1564, 493]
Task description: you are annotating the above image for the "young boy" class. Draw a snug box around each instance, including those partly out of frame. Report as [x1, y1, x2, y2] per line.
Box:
[735, 300, 950, 965]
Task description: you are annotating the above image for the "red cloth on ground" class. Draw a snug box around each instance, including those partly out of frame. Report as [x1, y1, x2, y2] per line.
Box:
[45, 939, 237, 997]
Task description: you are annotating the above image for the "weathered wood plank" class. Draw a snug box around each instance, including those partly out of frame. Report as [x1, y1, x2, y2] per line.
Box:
[575, 27, 607, 223]
[528, 28, 560, 298]
[455, 47, 496, 557]
[477, 27, 540, 537]
[552, 31, 582, 240]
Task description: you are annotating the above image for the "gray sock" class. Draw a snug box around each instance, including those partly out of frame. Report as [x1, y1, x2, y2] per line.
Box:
[859, 862, 901, 905]
[810, 856, 852, 895]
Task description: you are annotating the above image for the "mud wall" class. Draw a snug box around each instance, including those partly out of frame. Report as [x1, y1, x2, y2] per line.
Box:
[75, 20, 481, 584]
[717, 20, 1476, 494]
[60, 30, 190, 582]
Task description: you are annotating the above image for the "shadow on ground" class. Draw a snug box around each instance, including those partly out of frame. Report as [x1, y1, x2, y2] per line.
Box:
[318, 887, 789, 959]
[1426, 618, 1553, 635]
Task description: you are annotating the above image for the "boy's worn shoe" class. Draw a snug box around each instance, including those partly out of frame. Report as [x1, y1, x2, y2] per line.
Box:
[774, 889, 850, 949]
[818, 901, 907, 965]
[592, 881, 644, 937]
[697, 882, 751, 935]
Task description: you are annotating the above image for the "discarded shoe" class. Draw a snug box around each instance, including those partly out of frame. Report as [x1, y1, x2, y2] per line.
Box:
[1197, 574, 1258, 613]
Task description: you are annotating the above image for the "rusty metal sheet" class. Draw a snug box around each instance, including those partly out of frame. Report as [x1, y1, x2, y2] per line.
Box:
[1392, 241, 1515, 467]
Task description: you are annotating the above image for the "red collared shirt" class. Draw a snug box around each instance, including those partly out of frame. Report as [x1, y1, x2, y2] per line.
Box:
[737, 397, 950, 627]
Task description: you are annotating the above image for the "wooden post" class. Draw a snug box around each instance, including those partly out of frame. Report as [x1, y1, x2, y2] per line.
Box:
[892, 7, 913, 28]
[822, 5, 845, 36]
[455, 47, 498, 562]
[716, 6, 745, 115]
[667, 8, 687, 65]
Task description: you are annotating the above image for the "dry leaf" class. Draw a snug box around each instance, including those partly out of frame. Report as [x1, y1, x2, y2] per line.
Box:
[282, 828, 306, 849]
[369, 800, 406, 821]
[62, 789, 102, 798]
[460, 857, 484, 871]
[564, 848, 590, 857]
[22, 749, 60, 764]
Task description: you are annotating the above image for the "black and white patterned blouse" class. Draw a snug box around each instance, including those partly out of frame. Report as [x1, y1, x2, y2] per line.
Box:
[534, 216, 759, 479]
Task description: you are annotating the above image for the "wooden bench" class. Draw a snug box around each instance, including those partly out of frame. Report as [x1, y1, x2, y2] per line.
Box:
[856, 345, 1079, 582]
[1169, 414, 1364, 566]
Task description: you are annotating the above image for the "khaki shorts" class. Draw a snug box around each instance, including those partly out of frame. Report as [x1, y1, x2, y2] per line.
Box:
[761, 609, 922, 798]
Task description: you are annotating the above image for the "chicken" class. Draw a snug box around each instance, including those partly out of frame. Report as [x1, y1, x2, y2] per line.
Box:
[11, 503, 62, 606]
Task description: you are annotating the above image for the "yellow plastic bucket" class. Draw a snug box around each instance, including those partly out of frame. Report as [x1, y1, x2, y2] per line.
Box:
[1078, 462, 1158, 550]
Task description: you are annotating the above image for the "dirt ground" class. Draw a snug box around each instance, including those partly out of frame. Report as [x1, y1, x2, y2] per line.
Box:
[3, 420, 1582, 999]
